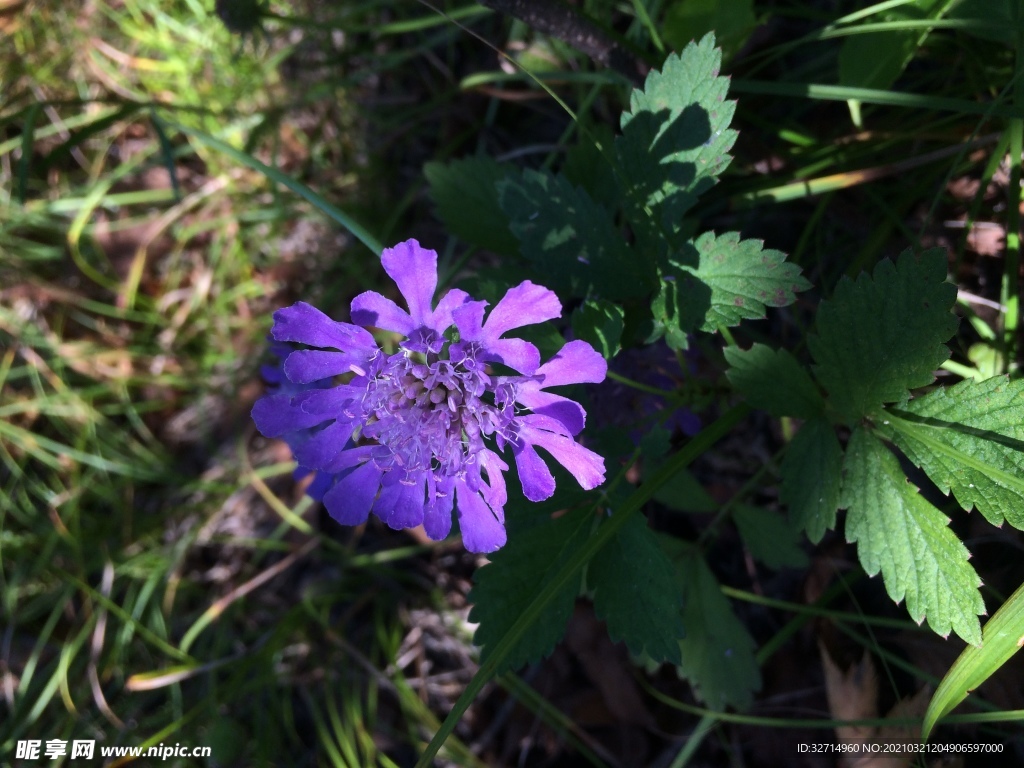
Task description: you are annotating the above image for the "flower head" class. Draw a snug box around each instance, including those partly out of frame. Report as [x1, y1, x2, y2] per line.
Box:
[252, 239, 606, 552]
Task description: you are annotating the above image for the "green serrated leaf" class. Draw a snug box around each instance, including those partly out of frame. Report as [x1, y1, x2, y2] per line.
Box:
[572, 299, 625, 360]
[469, 507, 591, 670]
[668, 546, 761, 710]
[887, 375, 1024, 529]
[616, 33, 737, 246]
[425, 156, 518, 255]
[724, 343, 823, 419]
[563, 123, 620, 210]
[650, 268, 707, 350]
[780, 417, 843, 543]
[498, 168, 654, 300]
[809, 248, 958, 421]
[588, 515, 684, 664]
[734, 505, 809, 569]
[656, 231, 809, 344]
[691, 232, 810, 330]
[841, 427, 983, 644]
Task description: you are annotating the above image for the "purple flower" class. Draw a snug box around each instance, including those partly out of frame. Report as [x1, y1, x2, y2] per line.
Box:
[252, 239, 607, 552]
[259, 342, 335, 502]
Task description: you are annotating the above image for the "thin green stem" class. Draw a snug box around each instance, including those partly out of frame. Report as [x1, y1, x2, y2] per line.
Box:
[694, 450, 779, 547]
[605, 369, 676, 397]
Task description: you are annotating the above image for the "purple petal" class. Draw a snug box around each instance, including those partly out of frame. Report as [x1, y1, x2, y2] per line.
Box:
[323, 461, 381, 526]
[483, 281, 561, 338]
[512, 442, 556, 502]
[304, 469, 334, 502]
[272, 302, 371, 350]
[381, 239, 438, 326]
[292, 420, 356, 469]
[284, 350, 356, 384]
[374, 473, 425, 530]
[455, 480, 506, 553]
[518, 423, 605, 491]
[431, 288, 472, 332]
[423, 474, 454, 541]
[485, 338, 540, 374]
[252, 392, 328, 437]
[351, 291, 414, 334]
[260, 363, 286, 386]
[478, 450, 509, 509]
[452, 300, 488, 339]
[321, 444, 375, 474]
[518, 412, 574, 438]
[298, 386, 362, 417]
[535, 340, 607, 387]
[514, 390, 586, 435]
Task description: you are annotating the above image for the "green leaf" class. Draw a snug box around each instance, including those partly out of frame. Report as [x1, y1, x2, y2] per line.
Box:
[809, 248, 958, 421]
[616, 33, 737, 246]
[887, 376, 1024, 529]
[498, 168, 655, 300]
[948, 0, 1022, 45]
[571, 299, 625, 360]
[650, 267, 707, 350]
[733, 505, 809, 569]
[838, 0, 955, 92]
[780, 417, 843, 543]
[653, 467, 717, 513]
[724, 343, 824, 419]
[563, 123, 620, 210]
[640, 424, 673, 467]
[662, 0, 757, 60]
[923, 579, 1024, 739]
[669, 547, 761, 710]
[841, 427, 983, 644]
[656, 231, 810, 345]
[468, 507, 591, 671]
[588, 515, 684, 664]
[425, 156, 518, 256]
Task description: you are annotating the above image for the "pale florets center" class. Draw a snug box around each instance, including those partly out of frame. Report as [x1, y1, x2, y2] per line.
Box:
[356, 340, 509, 478]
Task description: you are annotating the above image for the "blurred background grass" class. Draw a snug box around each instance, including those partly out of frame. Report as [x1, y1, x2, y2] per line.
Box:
[1, 1, 1022, 766]
[1, 2, 474, 765]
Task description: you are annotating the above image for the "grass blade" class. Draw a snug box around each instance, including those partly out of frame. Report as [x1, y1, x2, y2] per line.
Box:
[161, 116, 384, 256]
[731, 80, 1022, 119]
[922, 580, 1024, 739]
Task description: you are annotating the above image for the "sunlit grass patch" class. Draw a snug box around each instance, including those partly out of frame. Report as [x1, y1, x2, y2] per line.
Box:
[1, 1, 460, 764]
